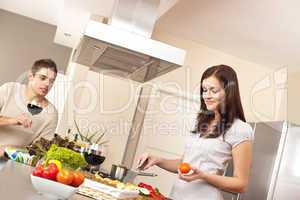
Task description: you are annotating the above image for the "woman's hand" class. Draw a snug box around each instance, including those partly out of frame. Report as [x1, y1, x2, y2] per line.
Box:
[136, 153, 162, 170]
[178, 167, 206, 182]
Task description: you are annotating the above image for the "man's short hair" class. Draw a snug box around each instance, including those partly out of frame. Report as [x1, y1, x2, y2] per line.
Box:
[31, 59, 57, 75]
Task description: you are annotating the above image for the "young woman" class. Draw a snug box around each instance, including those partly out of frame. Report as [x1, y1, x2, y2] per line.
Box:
[137, 65, 253, 200]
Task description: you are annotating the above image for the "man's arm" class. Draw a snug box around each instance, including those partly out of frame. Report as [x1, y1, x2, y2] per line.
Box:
[0, 114, 32, 128]
[0, 83, 30, 127]
[0, 116, 16, 126]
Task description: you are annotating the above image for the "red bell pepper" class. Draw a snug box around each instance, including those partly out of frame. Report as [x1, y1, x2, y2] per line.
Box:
[138, 182, 167, 200]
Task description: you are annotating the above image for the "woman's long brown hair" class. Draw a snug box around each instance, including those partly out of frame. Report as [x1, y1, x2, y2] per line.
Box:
[192, 65, 246, 138]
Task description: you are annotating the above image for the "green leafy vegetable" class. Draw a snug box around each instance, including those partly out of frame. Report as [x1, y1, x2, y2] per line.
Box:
[44, 144, 87, 170]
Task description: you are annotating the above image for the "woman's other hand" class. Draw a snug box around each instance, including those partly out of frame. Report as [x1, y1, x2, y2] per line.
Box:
[178, 167, 206, 182]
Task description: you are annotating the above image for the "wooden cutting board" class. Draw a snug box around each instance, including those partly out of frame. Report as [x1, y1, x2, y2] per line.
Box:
[77, 186, 156, 200]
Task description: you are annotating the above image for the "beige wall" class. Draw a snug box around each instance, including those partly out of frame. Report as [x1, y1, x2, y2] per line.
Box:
[288, 71, 300, 125]
[152, 30, 282, 122]
[0, 9, 71, 85]
[56, 63, 140, 171]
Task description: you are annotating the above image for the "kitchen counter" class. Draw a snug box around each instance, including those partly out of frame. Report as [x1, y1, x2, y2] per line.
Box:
[0, 160, 107, 200]
[0, 160, 159, 200]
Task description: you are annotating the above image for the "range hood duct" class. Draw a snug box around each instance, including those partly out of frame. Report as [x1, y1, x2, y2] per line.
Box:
[72, 0, 186, 83]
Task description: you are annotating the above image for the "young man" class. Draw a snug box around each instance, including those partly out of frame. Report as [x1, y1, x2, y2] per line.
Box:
[0, 59, 58, 158]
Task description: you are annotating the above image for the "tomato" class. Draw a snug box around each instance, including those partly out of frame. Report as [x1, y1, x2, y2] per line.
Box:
[179, 163, 191, 174]
[42, 169, 55, 180]
[48, 160, 62, 171]
[32, 167, 44, 177]
[71, 171, 85, 187]
[40, 163, 59, 180]
[32, 163, 45, 177]
[56, 170, 74, 185]
[48, 163, 59, 175]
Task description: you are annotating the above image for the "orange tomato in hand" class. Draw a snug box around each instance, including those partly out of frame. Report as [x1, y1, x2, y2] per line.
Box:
[71, 171, 85, 187]
[179, 163, 191, 174]
[56, 170, 74, 185]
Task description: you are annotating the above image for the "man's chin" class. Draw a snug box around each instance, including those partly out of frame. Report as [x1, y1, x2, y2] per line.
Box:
[38, 92, 48, 97]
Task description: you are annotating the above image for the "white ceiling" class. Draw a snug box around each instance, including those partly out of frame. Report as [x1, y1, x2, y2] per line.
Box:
[1, 0, 299, 71]
[156, 0, 300, 71]
[0, 0, 179, 48]
[0, 0, 63, 25]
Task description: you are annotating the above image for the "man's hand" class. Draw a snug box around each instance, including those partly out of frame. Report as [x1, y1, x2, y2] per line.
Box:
[0, 114, 32, 128]
[13, 113, 32, 128]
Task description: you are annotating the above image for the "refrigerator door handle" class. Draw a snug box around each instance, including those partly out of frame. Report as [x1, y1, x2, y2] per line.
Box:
[266, 121, 289, 200]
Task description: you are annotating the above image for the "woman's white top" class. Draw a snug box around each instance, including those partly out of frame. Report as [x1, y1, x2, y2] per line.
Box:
[170, 119, 254, 200]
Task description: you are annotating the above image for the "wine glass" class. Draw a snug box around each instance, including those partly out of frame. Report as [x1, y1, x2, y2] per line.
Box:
[83, 143, 106, 173]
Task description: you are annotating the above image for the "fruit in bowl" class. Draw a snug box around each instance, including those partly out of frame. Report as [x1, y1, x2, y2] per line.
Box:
[31, 159, 85, 199]
[31, 174, 78, 200]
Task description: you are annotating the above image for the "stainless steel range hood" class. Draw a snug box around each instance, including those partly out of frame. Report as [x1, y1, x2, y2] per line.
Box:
[72, 0, 186, 83]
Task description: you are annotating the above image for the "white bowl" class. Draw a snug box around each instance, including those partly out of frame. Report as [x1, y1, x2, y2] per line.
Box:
[30, 174, 78, 200]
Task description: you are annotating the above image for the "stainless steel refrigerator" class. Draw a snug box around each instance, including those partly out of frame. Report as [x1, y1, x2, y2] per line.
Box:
[222, 121, 300, 200]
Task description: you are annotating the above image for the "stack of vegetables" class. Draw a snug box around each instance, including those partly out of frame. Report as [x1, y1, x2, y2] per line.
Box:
[26, 134, 79, 163]
[32, 144, 87, 187]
